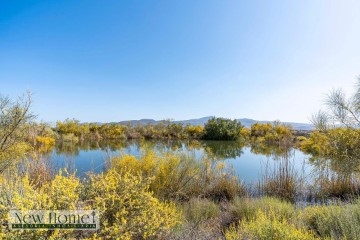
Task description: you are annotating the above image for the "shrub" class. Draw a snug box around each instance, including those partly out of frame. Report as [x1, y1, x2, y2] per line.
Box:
[228, 197, 296, 223]
[172, 198, 223, 239]
[250, 122, 293, 145]
[62, 133, 79, 143]
[98, 124, 126, 139]
[301, 201, 360, 239]
[110, 151, 245, 201]
[181, 198, 221, 224]
[300, 131, 330, 156]
[205, 168, 245, 201]
[35, 136, 55, 152]
[88, 169, 181, 239]
[239, 127, 251, 140]
[110, 152, 201, 200]
[225, 210, 317, 240]
[314, 173, 360, 199]
[251, 123, 272, 138]
[0, 170, 80, 239]
[186, 125, 204, 139]
[301, 128, 360, 162]
[0, 142, 31, 174]
[0, 169, 79, 211]
[202, 117, 242, 140]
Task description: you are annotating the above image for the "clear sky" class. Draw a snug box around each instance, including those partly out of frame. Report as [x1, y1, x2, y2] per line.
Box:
[1, 0, 359, 123]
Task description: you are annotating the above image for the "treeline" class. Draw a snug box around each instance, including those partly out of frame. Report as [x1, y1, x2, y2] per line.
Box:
[5, 116, 296, 157]
[55, 119, 204, 141]
[53, 117, 295, 144]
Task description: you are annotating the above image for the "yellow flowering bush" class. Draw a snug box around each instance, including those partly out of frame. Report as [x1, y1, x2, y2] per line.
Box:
[225, 210, 317, 240]
[0, 170, 80, 239]
[186, 125, 204, 139]
[35, 136, 55, 152]
[239, 127, 251, 140]
[88, 169, 181, 239]
[111, 151, 245, 201]
[300, 131, 330, 156]
[250, 122, 293, 145]
[301, 128, 360, 161]
[0, 142, 31, 173]
[111, 152, 201, 200]
[1, 170, 79, 211]
[301, 203, 360, 239]
[42, 170, 80, 210]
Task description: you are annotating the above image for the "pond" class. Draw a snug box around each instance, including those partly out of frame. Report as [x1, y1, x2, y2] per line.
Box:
[42, 139, 315, 184]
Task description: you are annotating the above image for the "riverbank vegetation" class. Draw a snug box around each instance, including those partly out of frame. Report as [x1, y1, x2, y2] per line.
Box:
[2, 150, 360, 239]
[53, 117, 295, 144]
[300, 78, 360, 199]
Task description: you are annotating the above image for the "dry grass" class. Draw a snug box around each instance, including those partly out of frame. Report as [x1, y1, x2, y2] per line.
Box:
[258, 158, 303, 202]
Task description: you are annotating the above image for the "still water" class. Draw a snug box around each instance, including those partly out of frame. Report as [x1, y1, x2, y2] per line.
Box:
[45, 140, 315, 184]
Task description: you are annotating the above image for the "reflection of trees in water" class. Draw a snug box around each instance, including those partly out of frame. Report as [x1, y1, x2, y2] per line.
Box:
[97, 140, 131, 151]
[53, 139, 300, 161]
[136, 139, 184, 152]
[309, 153, 360, 176]
[200, 140, 245, 160]
[309, 158, 360, 199]
[55, 142, 80, 156]
[59, 139, 236, 161]
[55, 140, 133, 156]
[53, 139, 305, 165]
[249, 142, 293, 160]
[137, 140, 246, 160]
[305, 149, 360, 199]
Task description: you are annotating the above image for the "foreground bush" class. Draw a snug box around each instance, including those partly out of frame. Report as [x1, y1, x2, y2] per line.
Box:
[228, 197, 296, 223]
[181, 198, 221, 224]
[2, 167, 360, 240]
[301, 201, 360, 239]
[225, 210, 317, 240]
[88, 169, 181, 239]
[110, 151, 246, 201]
[0, 168, 181, 239]
[0, 170, 80, 239]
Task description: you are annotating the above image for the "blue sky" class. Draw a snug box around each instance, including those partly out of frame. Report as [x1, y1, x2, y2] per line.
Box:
[1, 0, 359, 123]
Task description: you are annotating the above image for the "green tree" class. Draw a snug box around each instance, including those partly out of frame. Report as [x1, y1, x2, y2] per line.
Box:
[202, 117, 242, 140]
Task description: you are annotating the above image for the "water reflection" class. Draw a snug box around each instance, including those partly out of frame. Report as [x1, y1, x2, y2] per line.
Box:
[42, 140, 306, 180]
[200, 140, 245, 159]
[34, 139, 360, 201]
[307, 154, 360, 200]
[51, 139, 247, 160]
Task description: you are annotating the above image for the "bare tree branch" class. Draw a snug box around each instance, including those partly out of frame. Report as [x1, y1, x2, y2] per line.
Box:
[0, 92, 35, 173]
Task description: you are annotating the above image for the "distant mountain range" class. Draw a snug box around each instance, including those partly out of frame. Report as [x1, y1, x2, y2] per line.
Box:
[117, 116, 315, 131]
